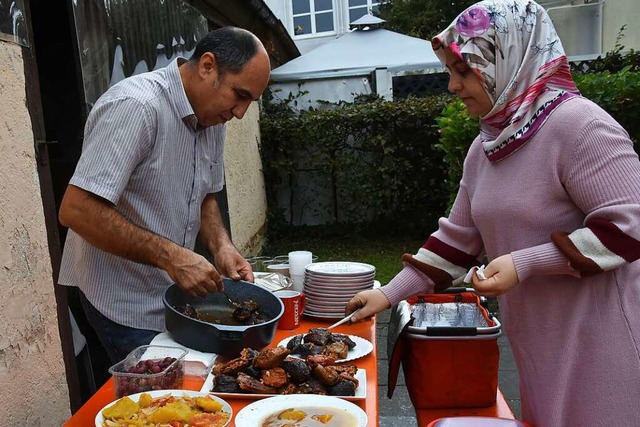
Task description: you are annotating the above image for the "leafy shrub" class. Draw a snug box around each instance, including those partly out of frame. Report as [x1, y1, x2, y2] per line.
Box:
[574, 69, 640, 147]
[434, 99, 479, 211]
[260, 94, 453, 238]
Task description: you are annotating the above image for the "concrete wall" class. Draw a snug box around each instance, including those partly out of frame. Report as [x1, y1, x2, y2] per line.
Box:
[603, 0, 640, 52]
[0, 42, 70, 424]
[224, 102, 268, 256]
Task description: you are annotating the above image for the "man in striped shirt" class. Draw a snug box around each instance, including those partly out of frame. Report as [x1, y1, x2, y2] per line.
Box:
[58, 27, 270, 363]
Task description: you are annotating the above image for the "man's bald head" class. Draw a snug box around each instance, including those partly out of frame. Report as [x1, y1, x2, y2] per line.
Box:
[190, 27, 266, 77]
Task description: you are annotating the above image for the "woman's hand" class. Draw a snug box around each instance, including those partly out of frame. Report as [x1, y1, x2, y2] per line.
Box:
[345, 289, 391, 323]
[471, 254, 519, 297]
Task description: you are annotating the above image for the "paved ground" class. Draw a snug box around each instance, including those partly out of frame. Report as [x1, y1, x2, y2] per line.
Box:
[375, 307, 521, 426]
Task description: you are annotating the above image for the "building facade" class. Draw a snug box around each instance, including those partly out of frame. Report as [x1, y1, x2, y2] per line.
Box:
[265, 0, 381, 53]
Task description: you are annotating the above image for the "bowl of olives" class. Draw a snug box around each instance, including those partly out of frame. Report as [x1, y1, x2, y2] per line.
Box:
[109, 345, 187, 398]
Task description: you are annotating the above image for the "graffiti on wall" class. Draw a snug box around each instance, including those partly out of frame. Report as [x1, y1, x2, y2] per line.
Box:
[72, 0, 208, 107]
[0, 0, 28, 46]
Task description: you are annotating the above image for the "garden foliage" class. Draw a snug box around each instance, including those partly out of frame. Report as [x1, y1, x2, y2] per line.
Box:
[260, 92, 452, 237]
[260, 52, 640, 237]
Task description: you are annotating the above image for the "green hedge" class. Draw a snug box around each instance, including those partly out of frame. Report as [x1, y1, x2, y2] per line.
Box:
[260, 68, 640, 238]
[260, 94, 453, 237]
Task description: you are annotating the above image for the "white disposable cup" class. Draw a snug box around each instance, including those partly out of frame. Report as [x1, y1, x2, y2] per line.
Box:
[290, 274, 305, 293]
[288, 250, 313, 276]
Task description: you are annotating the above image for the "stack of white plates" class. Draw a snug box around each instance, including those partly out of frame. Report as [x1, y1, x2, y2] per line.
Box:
[303, 261, 376, 319]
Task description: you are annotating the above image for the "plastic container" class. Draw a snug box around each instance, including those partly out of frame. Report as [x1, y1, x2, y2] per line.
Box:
[388, 289, 501, 409]
[109, 345, 187, 398]
[427, 417, 531, 427]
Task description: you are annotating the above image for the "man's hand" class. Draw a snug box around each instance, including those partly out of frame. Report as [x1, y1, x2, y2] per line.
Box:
[165, 246, 222, 297]
[345, 289, 391, 323]
[199, 194, 254, 283]
[471, 254, 519, 297]
[212, 243, 255, 283]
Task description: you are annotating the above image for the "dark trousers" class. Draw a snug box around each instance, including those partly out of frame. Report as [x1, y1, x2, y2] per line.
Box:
[78, 291, 158, 363]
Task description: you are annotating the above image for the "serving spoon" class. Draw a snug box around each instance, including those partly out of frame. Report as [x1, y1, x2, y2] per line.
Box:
[326, 308, 362, 330]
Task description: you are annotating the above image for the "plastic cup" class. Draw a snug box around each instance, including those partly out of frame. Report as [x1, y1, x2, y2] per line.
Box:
[246, 256, 272, 272]
[288, 251, 312, 276]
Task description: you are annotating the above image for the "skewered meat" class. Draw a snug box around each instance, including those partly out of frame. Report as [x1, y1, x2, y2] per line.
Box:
[329, 333, 357, 349]
[212, 374, 242, 393]
[327, 379, 356, 396]
[339, 372, 359, 389]
[278, 382, 298, 395]
[304, 328, 331, 346]
[330, 364, 358, 377]
[286, 334, 304, 353]
[296, 378, 327, 395]
[297, 342, 323, 358]
[176, 303, 199, 319]
[240, 347, 259, 362]
[313, 364, 339, 386]
[254, 346, 290, 369]
[208, 345, 360, 398]
[306, 353, 338, 366]
[261, 367, 289, 388]
[173, 299, 270, 326]
[280, 357, 311, 384]
[232, 300, 259, 321]
[243, 365, 262, 379]
[236, 372, 277, 394]
[322, 341, 349, 359]
[244, 310, 270, 325]
[213, 356, 251, 376]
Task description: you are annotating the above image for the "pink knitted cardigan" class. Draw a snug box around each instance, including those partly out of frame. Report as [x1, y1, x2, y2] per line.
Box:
[382, 96, 640, 426]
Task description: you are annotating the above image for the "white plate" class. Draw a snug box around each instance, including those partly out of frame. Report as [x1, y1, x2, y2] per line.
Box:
[303, 308, 349, 319]
[278, 334, 374, 363]
[304, 287, 371, 298]
[305, 272, 376, 282]
[304, 279, 380, 290]
[94, 389, 232, 427]
[306, 301, 351, 310]
[305, 262, 376, 277]
[200, 369, 367, 400]
[234, 394, 368, 427]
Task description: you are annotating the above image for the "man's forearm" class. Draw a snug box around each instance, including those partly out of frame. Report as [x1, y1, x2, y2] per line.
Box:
[59, 185, 177, 271]
[199, 193, 233, 256]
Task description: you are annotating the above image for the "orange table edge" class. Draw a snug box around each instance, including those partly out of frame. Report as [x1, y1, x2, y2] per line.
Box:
[64, 316, 380, 427]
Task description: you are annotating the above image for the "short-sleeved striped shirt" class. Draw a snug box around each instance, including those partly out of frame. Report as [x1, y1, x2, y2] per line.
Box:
[59, 58, 225, 331]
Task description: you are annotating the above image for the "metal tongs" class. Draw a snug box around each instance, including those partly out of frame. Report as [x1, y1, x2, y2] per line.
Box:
[326, 308, 362, 330]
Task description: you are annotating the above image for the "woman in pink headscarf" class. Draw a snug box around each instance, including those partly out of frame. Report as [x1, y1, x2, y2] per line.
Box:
[347, 1, 640, 425]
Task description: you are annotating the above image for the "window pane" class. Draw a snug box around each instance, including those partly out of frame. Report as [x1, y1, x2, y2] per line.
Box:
[314, 0, 333, 12]
[371, 4, 380, 14]
[292, 0, 310, 15]
[349, 0, 367, 6]
[315, 11, 334, 32]
[349, 7, 367, 22]
[294, 15, 312, 35]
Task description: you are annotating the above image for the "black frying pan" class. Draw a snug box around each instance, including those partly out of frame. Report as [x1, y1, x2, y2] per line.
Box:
[163, 278, 284, 356]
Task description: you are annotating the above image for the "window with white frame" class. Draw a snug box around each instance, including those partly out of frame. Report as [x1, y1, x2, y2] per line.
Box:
[347, 0, 380, 23]
[292, 0, 335, 36]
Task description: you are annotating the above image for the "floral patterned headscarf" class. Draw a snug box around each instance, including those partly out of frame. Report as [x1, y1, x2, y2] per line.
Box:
[432, 0, 579, 162]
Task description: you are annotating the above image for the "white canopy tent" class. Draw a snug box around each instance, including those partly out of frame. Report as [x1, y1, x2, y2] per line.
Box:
[270, 15, 443, 83]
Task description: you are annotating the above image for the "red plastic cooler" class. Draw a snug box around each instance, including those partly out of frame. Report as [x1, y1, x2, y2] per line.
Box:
[388, 289, 502, 409]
